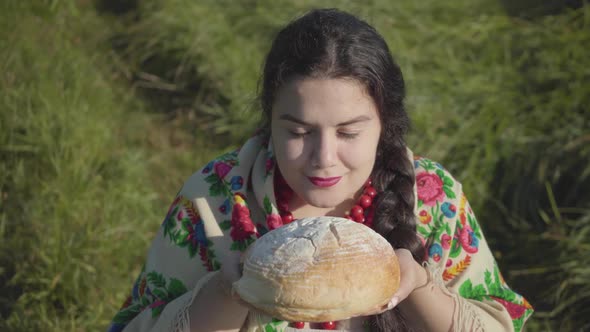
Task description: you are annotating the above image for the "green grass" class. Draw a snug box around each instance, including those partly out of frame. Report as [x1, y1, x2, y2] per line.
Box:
[1, 0, 588, 331]
[0, 2, 224, 330]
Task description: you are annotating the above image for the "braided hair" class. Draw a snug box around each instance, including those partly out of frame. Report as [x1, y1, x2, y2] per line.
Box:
[259, 8, 426, 331]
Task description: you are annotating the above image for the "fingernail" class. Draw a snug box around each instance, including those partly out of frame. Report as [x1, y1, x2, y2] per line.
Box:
[388, 296, 399, 309]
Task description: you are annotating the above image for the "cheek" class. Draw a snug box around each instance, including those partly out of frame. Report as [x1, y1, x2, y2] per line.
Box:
[283, 140, 305, 160]
[340, 138, 379, 169]
[273, 133, 305, 165]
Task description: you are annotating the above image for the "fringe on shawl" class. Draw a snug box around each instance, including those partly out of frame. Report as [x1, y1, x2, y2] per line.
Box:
[422, 262, 485, 332]
[169, 271, 220, 332]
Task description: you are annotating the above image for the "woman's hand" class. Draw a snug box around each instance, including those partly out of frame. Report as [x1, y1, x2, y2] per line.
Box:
[360, 248, 428, 316]
[189, 247, 250, 332]
[388, 248, 428, 308]
[219, 247, 244, 296]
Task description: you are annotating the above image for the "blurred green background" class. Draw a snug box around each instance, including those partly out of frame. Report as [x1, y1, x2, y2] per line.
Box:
[1, 0, 588, 331]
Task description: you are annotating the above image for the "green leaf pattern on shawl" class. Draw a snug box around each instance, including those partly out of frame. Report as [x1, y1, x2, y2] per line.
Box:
[112, 269, 188, 324]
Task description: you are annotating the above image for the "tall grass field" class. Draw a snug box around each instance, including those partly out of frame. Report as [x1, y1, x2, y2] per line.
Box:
[1, 1, 588, 331]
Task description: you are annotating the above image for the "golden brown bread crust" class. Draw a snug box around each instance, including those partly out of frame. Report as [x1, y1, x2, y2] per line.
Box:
[233, 216, 400, 322]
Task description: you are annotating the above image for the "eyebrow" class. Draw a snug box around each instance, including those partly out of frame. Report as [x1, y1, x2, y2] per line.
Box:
[278, 114, 372, 126]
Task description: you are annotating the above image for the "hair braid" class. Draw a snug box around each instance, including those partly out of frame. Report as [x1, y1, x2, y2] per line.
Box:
[372, 142, 425, 261]
[370, 140, 426, 331]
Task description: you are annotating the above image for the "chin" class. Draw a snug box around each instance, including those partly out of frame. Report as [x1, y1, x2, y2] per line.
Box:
[309, 202, 335, 209]
[305, 194, 344, 209]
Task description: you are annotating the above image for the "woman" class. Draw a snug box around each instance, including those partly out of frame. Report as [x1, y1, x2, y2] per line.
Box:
[109, 8, 533, 332]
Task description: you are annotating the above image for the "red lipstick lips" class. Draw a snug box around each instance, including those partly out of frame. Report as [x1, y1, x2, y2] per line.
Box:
[308, 176, 342, 187]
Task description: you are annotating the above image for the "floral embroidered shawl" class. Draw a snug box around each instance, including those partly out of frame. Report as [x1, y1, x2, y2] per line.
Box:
[108, 134, 533, 332]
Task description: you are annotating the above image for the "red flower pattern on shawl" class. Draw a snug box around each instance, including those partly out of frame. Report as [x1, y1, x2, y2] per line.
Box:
[416, 172, 445, 206]
[491, 297, 529, 319]
[266, 213, 283, 230]
[230, 194, 257, 241]
[214, 161, 232, 179]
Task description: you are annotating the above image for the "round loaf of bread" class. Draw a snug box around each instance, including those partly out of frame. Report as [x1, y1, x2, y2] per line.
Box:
[232, 216, 400, 322]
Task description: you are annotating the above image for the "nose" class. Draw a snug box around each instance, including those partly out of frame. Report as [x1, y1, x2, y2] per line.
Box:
[311, 132, 336, 169]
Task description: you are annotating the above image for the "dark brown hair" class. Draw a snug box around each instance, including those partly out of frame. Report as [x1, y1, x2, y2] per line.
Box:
[259, 8, 426, 331]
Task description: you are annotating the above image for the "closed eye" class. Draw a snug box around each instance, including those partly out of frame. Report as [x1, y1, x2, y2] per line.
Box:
[287, 130, 359, 140]
[338, 132, 359, 140]
[289, 130, 309, 138]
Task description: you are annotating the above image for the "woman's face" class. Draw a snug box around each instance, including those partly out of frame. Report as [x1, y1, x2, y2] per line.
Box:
[271, 77, 382, 212]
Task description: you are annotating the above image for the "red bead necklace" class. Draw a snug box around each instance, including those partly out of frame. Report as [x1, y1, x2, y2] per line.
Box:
[274, 171, 378, 330]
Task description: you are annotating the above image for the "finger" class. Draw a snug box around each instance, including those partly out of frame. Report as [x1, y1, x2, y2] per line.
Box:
[393, 277, 414, 301]
[392, 265, 415, 302]
[220, 252, 244, 283]
[392, 248, 420, 302]
[385, 296, 400, 310]
[224, 264, 242, 282]
[375, 296, 399, 313]
[231, 287, 258, 310]
[361, 296, 400, 316]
